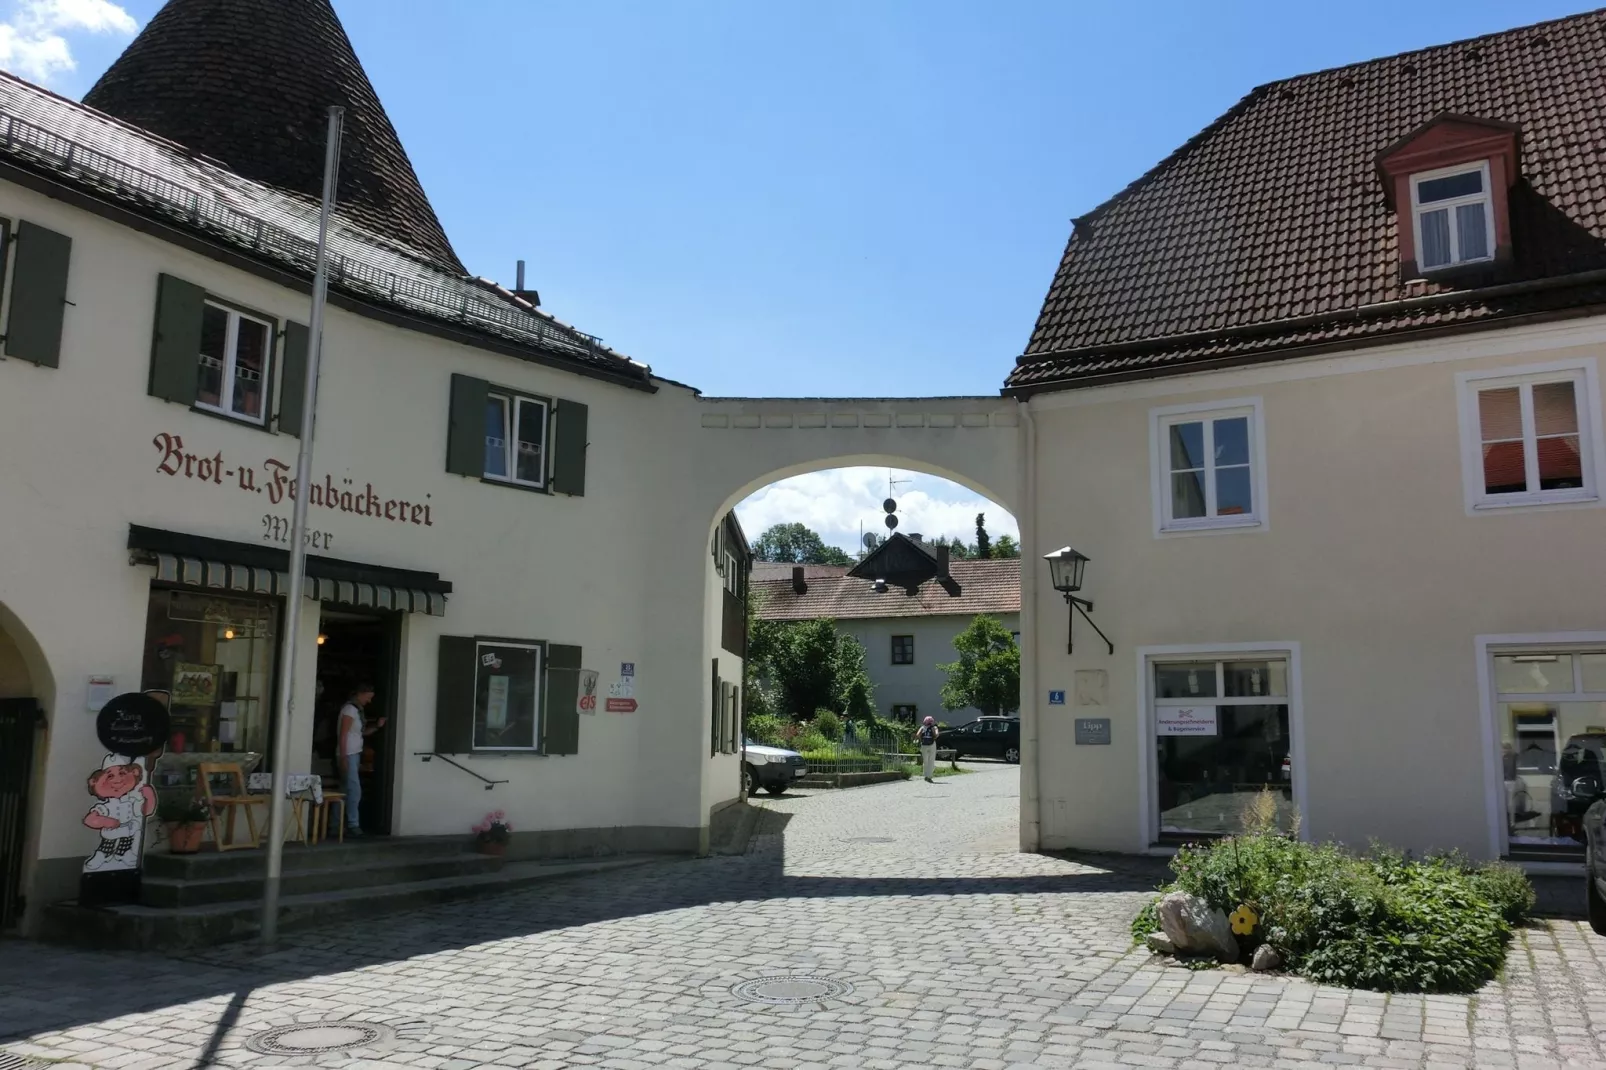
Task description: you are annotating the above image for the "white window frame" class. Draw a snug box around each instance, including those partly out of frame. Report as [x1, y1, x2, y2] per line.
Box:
[1475, 632, 1606, 871]
[1149, 397, 1268, 536]
[195, 301, 273, 426]
[1410, 160, 1494, 271]
[722, 549, 741, 596]
[1455, 358, 1605, 514]
[1136, 642, 1306, 852]
[471, 639, 543, 753]
[484, 391, 550, 490]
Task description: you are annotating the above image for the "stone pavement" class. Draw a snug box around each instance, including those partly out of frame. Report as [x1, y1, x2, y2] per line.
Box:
[4, 762, 1606, 1069]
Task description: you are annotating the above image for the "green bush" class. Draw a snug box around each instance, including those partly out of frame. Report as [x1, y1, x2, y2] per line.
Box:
[1149, 797, 1532, 993]
[792, 728, 829, 753]
[1131, 897, 1160, 945]
[813, 709, 843, 741]
[744, 713, 786, 747]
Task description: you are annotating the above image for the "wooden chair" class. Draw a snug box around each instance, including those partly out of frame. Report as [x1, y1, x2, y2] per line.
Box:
[197, 763, 261, 851]
[311, 792, 346, 845]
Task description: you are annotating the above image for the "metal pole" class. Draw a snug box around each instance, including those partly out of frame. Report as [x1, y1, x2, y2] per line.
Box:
[261, 106, 344, 948]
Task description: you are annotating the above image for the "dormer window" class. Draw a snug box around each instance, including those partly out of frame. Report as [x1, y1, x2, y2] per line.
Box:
[1412, 162, 1493, 270]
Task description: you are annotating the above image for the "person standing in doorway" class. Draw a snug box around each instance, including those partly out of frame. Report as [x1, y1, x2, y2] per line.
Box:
[917, 716, 939, 783]
[337, 685, 385, 836]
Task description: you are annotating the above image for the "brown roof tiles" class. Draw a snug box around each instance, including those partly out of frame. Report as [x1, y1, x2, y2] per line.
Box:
[752, 558, 1020, 622]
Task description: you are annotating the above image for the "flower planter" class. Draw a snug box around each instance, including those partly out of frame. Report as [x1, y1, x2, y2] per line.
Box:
[166, 821, 206, 854]
[475, 840, 507, 857]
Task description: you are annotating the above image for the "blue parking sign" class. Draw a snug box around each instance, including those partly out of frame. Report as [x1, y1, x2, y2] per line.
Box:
[1048, 690, 1066, 705]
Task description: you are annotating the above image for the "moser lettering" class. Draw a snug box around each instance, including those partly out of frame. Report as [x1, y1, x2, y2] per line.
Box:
[152, 432, 433, 529]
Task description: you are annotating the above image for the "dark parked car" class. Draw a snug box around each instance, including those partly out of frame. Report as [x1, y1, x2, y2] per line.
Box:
[940, 716, 1020, 764]
[1568, 734, 1606, 933]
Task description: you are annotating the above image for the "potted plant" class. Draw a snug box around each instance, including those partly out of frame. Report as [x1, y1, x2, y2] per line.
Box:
[472, 811, 512, 856]
[158, 794, 210, 853]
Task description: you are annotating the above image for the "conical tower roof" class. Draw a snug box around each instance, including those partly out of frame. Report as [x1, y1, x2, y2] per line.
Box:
[83, 0, 463, 272]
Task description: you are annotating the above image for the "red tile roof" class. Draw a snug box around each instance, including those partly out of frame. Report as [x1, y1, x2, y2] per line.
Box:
[752, 558, 1020, 622]
[1009, 9, 1606, 393]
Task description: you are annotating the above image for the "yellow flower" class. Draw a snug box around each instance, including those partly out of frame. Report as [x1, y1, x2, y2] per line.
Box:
[1229, 904, 1258, 935]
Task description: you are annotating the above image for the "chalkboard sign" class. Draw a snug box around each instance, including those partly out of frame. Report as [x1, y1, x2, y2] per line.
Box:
[95, 692, 170, 757]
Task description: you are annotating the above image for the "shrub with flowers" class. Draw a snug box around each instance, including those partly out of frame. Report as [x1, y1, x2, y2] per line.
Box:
[472, 810, 512, 845]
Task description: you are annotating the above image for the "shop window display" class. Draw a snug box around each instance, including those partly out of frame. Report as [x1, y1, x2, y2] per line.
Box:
[1495, 651, 1606, 856]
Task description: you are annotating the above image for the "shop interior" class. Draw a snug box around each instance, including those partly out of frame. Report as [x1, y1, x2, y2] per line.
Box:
[314, 610, 400, 836]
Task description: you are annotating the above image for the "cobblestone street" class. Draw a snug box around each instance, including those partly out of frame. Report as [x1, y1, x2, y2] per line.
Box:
[5, 763, 1606, 1069]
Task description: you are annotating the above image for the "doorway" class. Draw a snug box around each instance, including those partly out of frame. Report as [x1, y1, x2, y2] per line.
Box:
[314, 611, 401, 835]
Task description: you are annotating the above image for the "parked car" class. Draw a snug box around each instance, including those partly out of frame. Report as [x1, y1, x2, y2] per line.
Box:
[939, 716, 1021, 764]
[1553, 733, 1606, 843]
[743, 739, 808, 796]
[1568, 734, 1606, 933]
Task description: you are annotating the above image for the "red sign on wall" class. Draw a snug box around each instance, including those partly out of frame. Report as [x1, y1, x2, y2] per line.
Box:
[605, 698, 637, 713]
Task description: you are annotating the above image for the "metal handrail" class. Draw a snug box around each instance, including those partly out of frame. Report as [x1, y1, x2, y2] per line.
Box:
[0, 108, 616, 365]
[413, 752, 510, 790]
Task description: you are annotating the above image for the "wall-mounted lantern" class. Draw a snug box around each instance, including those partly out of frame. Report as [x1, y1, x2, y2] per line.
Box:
[1044, 546, 1113, 656]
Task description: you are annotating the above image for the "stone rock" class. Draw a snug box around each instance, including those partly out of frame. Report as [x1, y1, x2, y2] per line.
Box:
[1156, 890, 1239, 962]
[1251, 944, 1283, 972]
[1146, 930, 1176, 954]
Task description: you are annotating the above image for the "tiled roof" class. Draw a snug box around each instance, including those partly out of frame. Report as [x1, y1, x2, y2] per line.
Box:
[749, 562, 851, 581]
[84, 0, 463, 273]
[752, 558, 1020, 622]
[1010, 9, 1606, 393]
[0, 74, 652, 387]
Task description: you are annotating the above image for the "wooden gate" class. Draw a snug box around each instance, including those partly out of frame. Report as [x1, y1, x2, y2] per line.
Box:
[0, 698, 40, 930]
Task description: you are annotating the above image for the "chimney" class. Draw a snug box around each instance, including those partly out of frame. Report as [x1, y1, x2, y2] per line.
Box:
[909, 533, 923, 543]
[791, 566, 807, 595]
[513, 259, 541, 307]
[936, 544, 950, 578]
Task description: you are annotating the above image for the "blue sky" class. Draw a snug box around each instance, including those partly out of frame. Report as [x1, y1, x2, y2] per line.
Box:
[8, 0, 1593, 552]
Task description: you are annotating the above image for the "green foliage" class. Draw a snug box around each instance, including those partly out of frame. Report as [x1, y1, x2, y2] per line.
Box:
[1153, 805, 1532, 993]
[792, 728, 829, 753]
[990, 533, 1020, 559]
[752, 616, 875, 722]
[938, 615, 1021, 716]
[744, 713, 787, 747]
[974, 513, 991, 558]
[813, 709, 843, 741]
[752, 522, 853, 566]
[1131, 896, 1161, 945]
[157, 794, 210, 824]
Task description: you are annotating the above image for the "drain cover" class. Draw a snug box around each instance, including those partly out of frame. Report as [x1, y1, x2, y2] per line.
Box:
[0, 1054, 49, 1070]
[732, 975, 855, 1005]
[843, 836, 894, 843]
[245, 1021, 395, 1055]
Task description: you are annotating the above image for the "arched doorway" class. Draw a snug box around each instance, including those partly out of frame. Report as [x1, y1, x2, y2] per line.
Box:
[0, 603, 52, 932]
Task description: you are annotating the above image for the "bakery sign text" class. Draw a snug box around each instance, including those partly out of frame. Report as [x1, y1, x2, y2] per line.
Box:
[151, 432, 435, 528]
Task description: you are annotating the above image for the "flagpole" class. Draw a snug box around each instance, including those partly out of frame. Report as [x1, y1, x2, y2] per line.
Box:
[261, 105, 344, 948]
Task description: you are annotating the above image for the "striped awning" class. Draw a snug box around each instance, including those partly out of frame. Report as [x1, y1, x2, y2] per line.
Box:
[144, 552, 447, 616]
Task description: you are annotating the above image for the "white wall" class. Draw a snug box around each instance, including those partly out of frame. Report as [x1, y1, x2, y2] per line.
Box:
[839, 613, 1020, 723]
[1024, 317, 1606, 859]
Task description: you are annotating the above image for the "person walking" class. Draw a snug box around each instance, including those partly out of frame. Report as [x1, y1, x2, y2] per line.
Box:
[917, 716, 939, 782]
[337, 684, 385, 836]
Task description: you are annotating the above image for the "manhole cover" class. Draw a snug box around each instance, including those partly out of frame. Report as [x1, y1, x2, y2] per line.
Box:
[843, 836, 894, 843]
[245, 1021, 395, 1055]
[732, 975, 855, 1005]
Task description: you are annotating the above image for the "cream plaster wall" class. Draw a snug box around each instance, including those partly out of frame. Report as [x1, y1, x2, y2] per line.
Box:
[1025, 320, 1606, 859]
[838, 613, 1020, 724]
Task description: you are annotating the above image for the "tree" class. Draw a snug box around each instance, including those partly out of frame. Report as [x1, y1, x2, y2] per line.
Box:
[974, 513, 992, 559]
[933, 535, 969, 560]
[938, 615, 1020, 717]
[752, 522, 854, 566]
[990, 533, 1020, 559]
[750, 615, 876, 719]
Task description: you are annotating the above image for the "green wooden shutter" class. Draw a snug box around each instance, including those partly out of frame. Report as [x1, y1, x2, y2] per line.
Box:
[711, 659, 721, 758]
[434, 635, 477, 754]
[543, 644, 582, 756]
[446, 373, 488, 476]
[278, 321, 310, 436]
[149, 273, 204, 403]
[551, 398, 589, 496]
[6, 221, 72, 367]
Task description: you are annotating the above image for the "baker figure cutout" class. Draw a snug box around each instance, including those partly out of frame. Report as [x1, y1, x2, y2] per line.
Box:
[83, 754, 155, 872]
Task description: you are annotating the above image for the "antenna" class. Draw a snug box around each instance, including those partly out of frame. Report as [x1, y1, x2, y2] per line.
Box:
[887, 469, 911, 498]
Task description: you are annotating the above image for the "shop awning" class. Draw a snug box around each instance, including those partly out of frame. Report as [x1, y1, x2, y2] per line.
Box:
[127, 525, 450, 616]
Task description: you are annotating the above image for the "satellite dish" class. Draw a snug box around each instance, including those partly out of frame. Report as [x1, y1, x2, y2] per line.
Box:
[883, 498, 897, 513]
[862, 532, 880, 549]
[884, 514, 899, 530]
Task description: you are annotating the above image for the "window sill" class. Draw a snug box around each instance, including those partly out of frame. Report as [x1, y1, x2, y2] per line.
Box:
[1471, 492, 1599, 513]
[1157, 517, 1265, 537]
[188, 403, 274, 434]
[478, 475, 551, 496]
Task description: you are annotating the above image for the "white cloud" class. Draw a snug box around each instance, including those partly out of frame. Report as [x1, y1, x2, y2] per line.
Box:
[0, 0, 136, 84]
[735, 466, 1018, 555]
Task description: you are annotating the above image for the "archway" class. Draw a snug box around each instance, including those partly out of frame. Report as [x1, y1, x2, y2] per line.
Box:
[0, 600, 55, 932]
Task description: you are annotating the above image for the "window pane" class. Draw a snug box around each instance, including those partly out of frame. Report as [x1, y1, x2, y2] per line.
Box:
[1157, 704, 1293, 837]
[515, 399, 546, 484]
[474, 643, 539, 749]
[1483, 442, 1528, 495]
[1215, 466, 1253, 516]
[1495, 654, 1574, 694]
[1224, 660, 1287, 698]
[197, 305, 227, 407]
[1213, 416, 1249, 467]
[1538, 435, 1582, 490]
[1155, 663, 1217, 699]
[1456, 202, 1489, 261]
[1171, 471, 1207, 519]
[1168, 421, 1205, 471]
[1534, 380, 1579, 436]
[232, 317, 268, 419]
[484, 397, 509, 478]
[1478, 386, 1523, 442]
[1581, 654, 1606, 693]
[1418, 170, 1483, 202]
[1419, 207, 1451, 268]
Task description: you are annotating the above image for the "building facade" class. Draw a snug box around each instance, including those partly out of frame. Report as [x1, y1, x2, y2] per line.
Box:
[1009, 10, 1606, 867]
[753, 557, 1019, 723]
